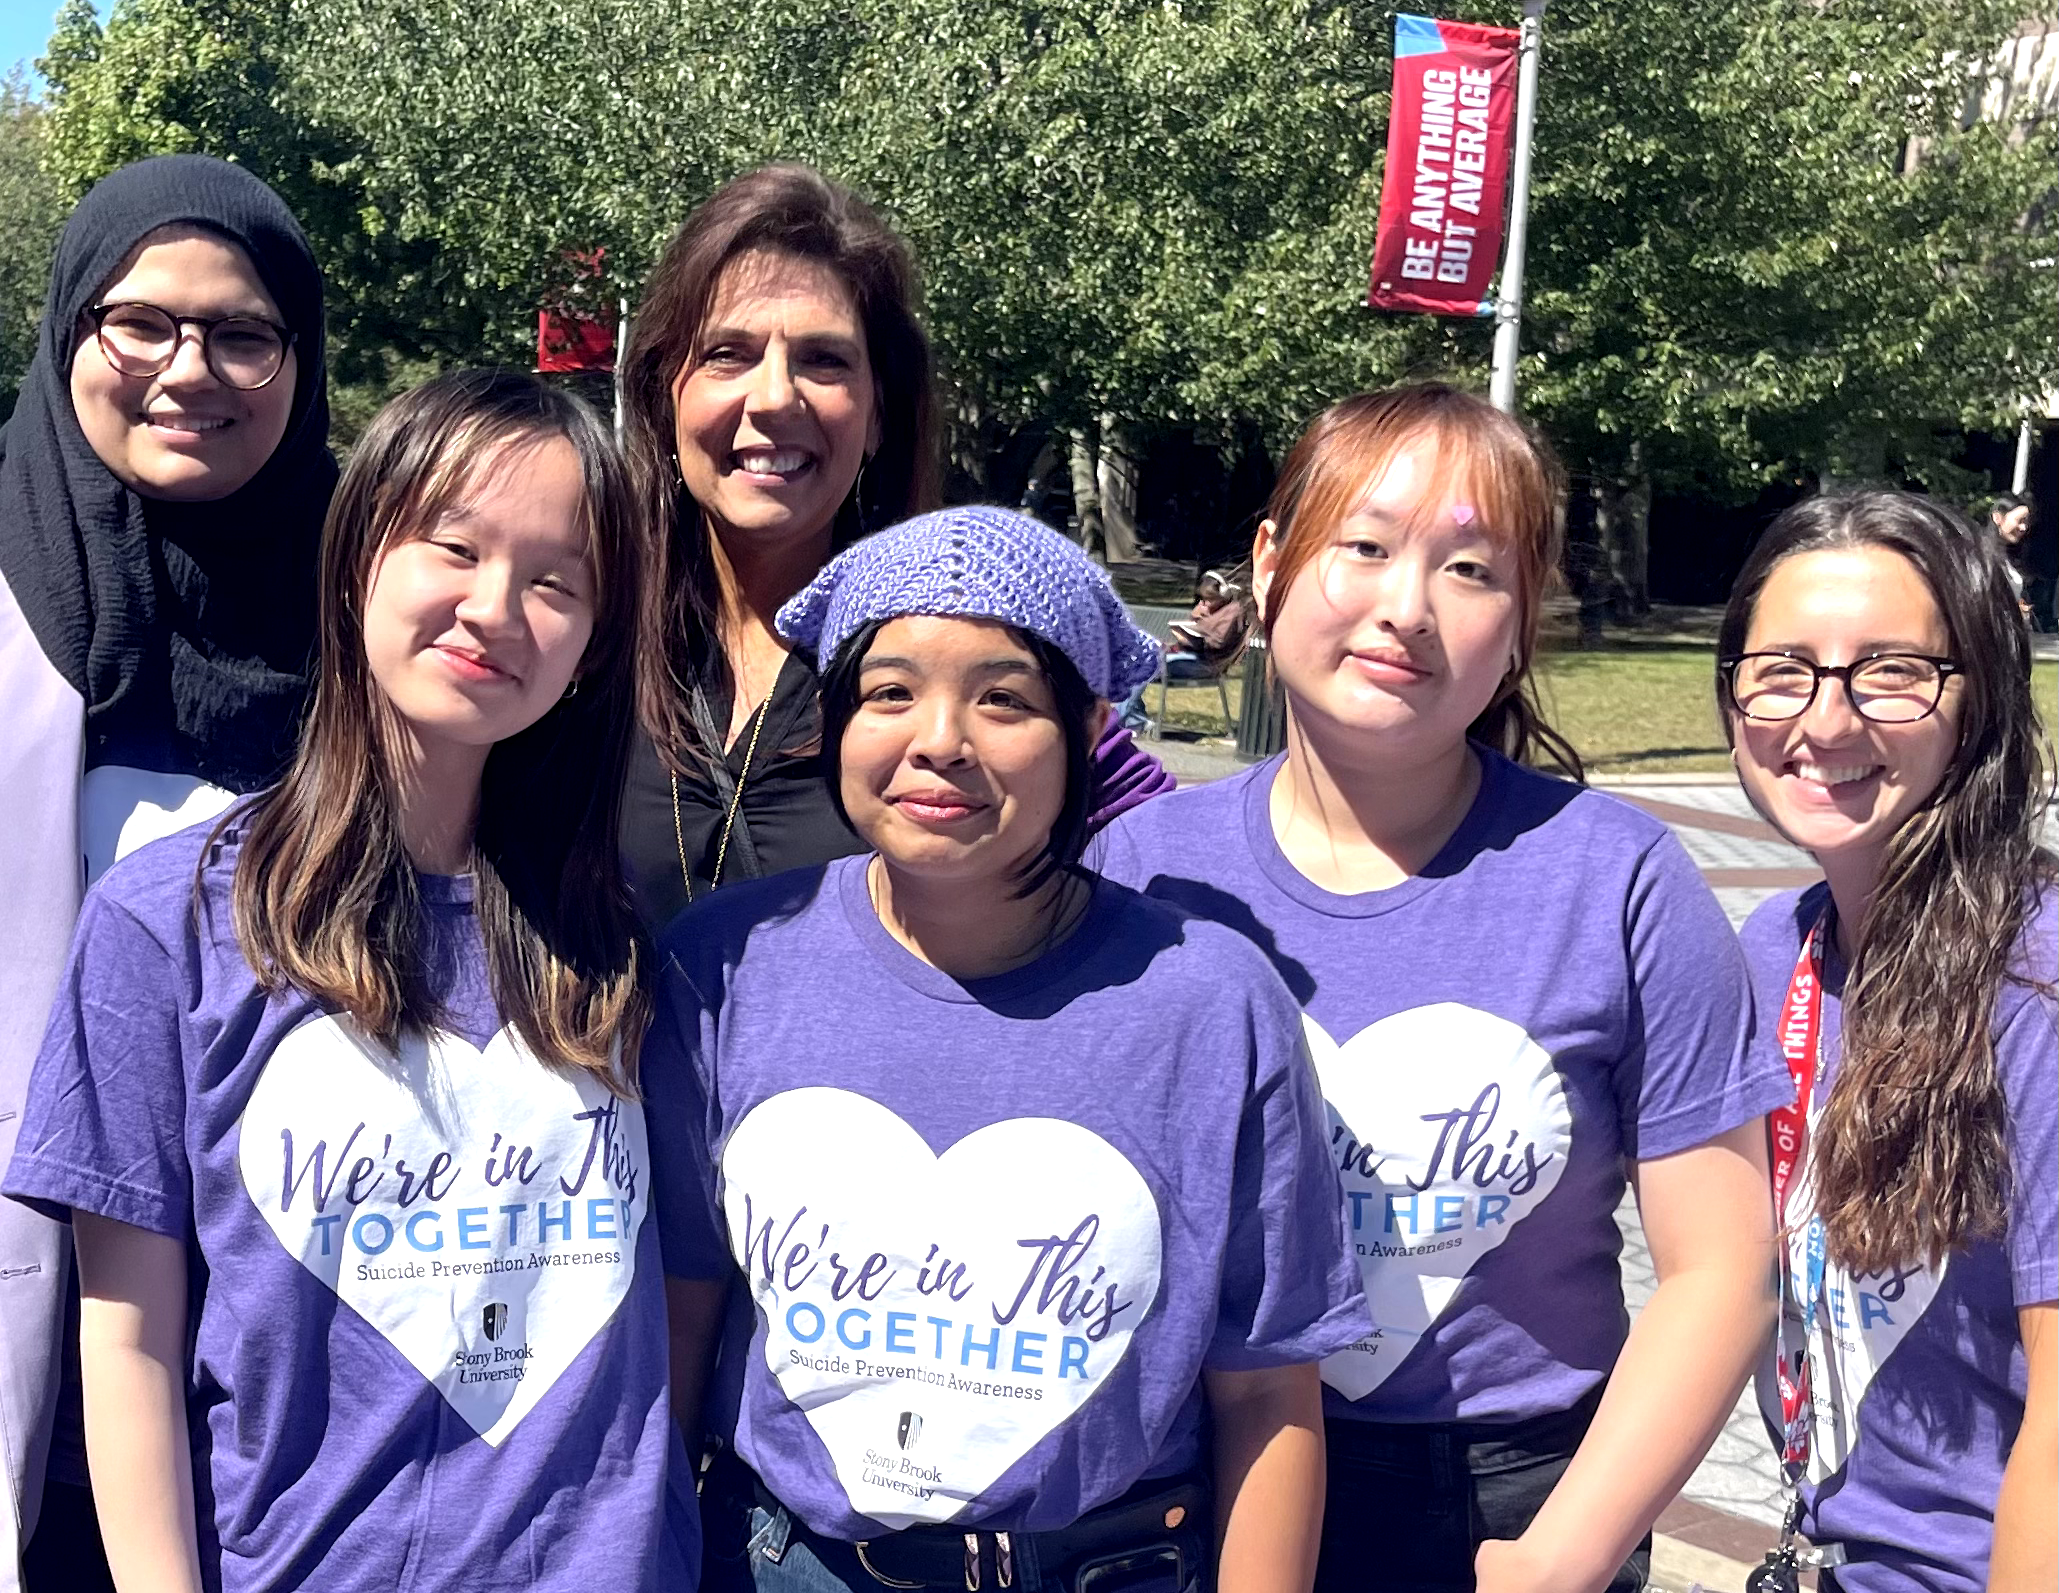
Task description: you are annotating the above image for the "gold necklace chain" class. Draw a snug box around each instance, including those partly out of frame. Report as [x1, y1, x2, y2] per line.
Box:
[671, 696, 772, 904]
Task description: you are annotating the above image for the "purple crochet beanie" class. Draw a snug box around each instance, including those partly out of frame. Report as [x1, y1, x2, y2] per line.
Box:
[775, 506, 1162, 700]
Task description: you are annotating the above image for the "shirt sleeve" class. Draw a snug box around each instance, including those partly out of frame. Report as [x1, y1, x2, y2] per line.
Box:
[1, 891, 192, 1240]
[1997, 990, 2058, 1306]
[1207, 969, 1368, 1369]
[1615, 830, 1792, 1162]
[641, 962, 737, 1281]
[1085, 723, 1176, 837]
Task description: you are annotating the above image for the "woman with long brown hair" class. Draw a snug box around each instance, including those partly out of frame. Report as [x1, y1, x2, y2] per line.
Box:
[3, 371, 697, 1591]
[616, 164, 1168, 931]
[1720, 490, 2055, 1593]
[1098, 383, 1787, 1593]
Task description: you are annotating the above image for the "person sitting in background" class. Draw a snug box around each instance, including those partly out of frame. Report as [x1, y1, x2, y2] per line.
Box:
[1171, 568, 1248, 660]
[1120, 569, 1248, 731]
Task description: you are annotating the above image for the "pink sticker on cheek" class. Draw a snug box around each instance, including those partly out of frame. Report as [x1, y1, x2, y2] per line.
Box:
[1451, 504, 1476, 526]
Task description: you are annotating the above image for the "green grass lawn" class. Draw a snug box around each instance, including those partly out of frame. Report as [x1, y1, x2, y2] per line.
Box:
[1531, 645, 1733, 773]
[1151, 650, 2059, 775]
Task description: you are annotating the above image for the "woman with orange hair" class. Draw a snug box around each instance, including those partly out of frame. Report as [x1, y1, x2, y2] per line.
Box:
[1098, 383, 1786, 1593]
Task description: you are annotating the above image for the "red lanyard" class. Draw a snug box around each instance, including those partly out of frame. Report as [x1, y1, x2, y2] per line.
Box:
[1770, 912, 1829, 1482]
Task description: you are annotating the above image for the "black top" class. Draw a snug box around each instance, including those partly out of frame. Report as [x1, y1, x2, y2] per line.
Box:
[622, 641, 1180, 937]
[621, 649, 862, 934]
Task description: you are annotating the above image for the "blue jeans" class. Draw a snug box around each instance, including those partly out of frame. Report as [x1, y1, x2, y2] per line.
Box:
[704, 1504, 868, 1592]
[1119, 653, 1212, 727]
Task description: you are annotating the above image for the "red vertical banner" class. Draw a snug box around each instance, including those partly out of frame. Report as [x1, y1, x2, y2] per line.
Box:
[537, 310, 616, 373]
[537, 247, 617, 373]
[1367, 14, 1521, 316]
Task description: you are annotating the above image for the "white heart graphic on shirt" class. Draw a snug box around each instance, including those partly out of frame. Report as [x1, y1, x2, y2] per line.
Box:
[1303, 1005, 1571, 1400]
[722, 1087, 1162, 1530]
[238, 1014, 647, 1447]
[1783, 1215, 1946, 1479]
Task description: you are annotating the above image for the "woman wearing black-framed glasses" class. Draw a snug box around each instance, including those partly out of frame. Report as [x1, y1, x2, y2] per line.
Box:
[1717, 489, 2055, 1593]
[1720, 650, 1962, 725]
[0, 154, 336, 1590]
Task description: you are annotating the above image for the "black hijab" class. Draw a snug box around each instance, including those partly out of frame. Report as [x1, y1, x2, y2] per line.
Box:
[0, 154, 336, 790]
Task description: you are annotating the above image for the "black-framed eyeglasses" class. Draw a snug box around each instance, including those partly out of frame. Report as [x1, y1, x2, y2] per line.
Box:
[1720, 651, 1961, 724]
[85, 301, 295, 391]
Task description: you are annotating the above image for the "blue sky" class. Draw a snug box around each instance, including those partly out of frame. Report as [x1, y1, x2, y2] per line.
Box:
[2, 0, 79, 86]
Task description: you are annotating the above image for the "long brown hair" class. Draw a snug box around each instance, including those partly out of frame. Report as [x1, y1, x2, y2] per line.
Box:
[227, 370, 650, 1089]
[620, 164, 940, 770]
[1719, 489, 2057, 1272]
[1259, 383, 1581, 777]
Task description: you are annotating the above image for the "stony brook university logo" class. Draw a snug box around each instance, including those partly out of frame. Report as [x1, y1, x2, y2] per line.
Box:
[897, 1412, 923, 1452]
[482, 1302, 509, 1342]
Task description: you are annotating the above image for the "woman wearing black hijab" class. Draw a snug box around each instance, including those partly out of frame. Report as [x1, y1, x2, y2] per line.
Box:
[0, 154, 333, 1590]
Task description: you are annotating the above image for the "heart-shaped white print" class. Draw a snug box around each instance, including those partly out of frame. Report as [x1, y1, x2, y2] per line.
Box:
[1782, 1192, 1945, 1479]
[1302, 1004, 1571, 1400]
[238, 1014, 648, 1448]
[722, 1087, 1162, 1529]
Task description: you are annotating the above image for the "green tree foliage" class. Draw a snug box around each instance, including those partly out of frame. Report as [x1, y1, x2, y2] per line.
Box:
[282, 0, 1469, 457]
[37, 0, 495, 383]
[27, 0, 2058, 554]
[1510, 0, 2057, 607]
[0, 71, 66, 422]
[1523, 0, 2057, 500]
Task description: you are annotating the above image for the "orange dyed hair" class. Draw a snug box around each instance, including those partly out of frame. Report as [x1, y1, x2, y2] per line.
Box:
[1259, 383, 1580, 777]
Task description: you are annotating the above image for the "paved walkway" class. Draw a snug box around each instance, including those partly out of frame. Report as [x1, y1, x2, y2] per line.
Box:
[1595, 779, 1811, 1536]
[1151, 739, 1811, 1583]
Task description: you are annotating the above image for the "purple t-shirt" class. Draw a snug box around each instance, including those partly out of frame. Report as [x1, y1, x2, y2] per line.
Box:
[2, 821, 699, 1592]
[1094, 749, 1788, 1424]
[1743, 885, 2058, 1593]
[646, 855, 1366, 1539]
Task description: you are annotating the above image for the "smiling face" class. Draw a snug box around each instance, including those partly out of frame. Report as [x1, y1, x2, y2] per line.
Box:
[838, 616, 1076, 890]
[361, 435, 596, 771]
[1258, 438, 1520, 763]
[68, 226, 298, 501]
[670, 248, 880, 560]
[1729, 545, 1963, 878]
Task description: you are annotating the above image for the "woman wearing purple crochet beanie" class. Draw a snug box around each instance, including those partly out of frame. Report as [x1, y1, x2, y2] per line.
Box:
[647, 505, 1366, 1593]
[616, 166, 1171, 934]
